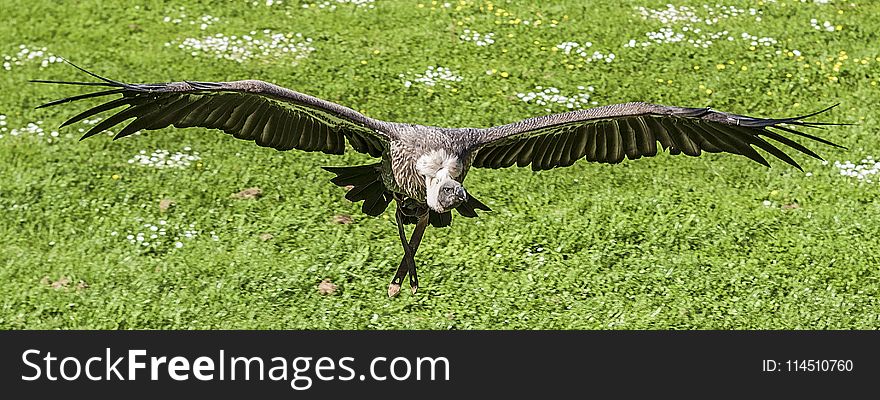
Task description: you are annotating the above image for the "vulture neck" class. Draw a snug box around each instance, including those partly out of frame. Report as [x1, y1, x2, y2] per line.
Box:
[416, 149, 462, 212]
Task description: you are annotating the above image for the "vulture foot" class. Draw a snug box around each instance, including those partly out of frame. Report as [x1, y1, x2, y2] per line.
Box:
[388, 282, 402, 298]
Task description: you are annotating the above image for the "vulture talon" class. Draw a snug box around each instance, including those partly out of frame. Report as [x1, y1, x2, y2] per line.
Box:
[389, 261, 408, 298]
[34, 62, 848, 294]
[409, 265, 419, 295]
[387, 283, 402, 298]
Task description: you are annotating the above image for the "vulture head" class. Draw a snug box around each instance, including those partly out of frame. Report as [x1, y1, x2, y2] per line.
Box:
[418, 148, 467, 213]
[437, 180, 468, 212]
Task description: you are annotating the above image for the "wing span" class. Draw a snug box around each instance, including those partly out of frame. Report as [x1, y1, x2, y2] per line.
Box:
[470, 102, 845, 171]
[33, 63, 391, 157]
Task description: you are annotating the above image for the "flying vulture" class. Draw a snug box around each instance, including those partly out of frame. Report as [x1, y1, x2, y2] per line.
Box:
[34, 63, 845, 296]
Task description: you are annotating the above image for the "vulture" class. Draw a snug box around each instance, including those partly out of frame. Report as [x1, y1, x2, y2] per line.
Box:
[35, 63, 845, 296]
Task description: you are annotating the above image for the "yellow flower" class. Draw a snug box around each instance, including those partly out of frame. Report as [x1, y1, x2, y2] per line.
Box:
[693, 65, 700, 70]
[740, 66, 748, 71]
[716, 64, 726, 70]
[111, 174, 121, 180]
[500, 71, 509, 78]
[360, 60, 367, 65]
[705, 89, 713, 95]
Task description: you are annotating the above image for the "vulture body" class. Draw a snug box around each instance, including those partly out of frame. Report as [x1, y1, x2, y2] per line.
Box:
[35, 64, 845, 296]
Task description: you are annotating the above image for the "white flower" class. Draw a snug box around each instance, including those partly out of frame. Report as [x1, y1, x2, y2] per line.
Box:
[127, 148, 201, 169]
[299, 0, 375, 10]
[811, 19, 836, 32]
[401, 66, 462, 89]
[459, 29, 495, 47]
[172, 31, 315, 63]
[516, 85, 598, 112]
[833, 158, 880, 183]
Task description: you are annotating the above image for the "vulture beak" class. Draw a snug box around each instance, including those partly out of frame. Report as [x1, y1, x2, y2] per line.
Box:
[454, 186, 468, 203]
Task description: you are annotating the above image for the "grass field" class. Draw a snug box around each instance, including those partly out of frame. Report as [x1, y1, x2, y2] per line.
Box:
[0, 0, 877, 329]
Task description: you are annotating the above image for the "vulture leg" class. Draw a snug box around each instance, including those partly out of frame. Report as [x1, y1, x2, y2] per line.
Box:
[389, 206, 414, 297]
[388, 204, 429, 297]
[406, 212, 429, 293]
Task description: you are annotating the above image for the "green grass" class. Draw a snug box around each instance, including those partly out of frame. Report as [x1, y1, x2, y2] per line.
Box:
[0, 0, 878, 329]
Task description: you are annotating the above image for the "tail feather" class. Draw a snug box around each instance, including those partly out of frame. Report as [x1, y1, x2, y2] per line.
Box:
[430, 211, 452, 227]
[323, 164, 392, 217]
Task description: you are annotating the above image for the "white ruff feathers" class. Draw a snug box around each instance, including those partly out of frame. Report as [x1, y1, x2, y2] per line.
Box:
[416, 149, 461, 211]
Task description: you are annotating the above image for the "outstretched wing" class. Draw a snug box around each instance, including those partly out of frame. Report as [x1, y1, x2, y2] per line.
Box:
[469, 102, 845, 171]
[33, 63, 391, 157]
